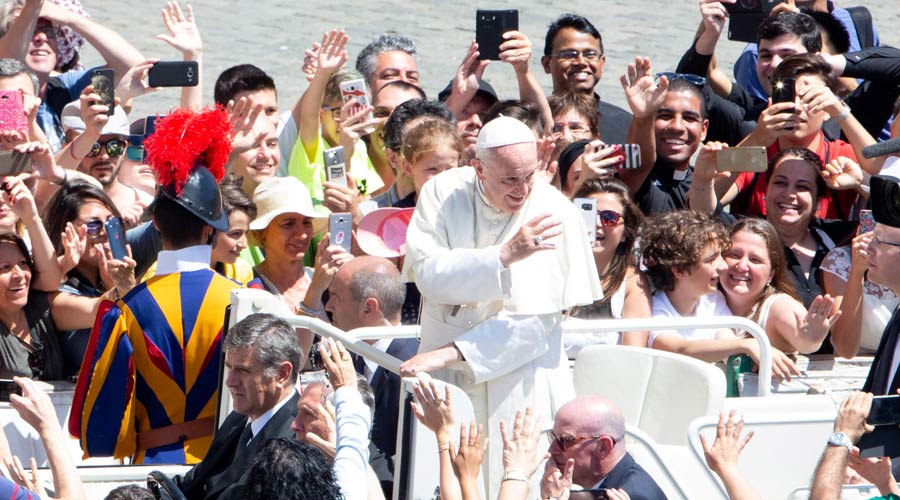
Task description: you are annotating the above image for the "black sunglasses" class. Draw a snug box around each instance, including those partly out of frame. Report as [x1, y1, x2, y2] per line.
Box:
[88, 139, 126, 158]
[656, 72, 707, 87]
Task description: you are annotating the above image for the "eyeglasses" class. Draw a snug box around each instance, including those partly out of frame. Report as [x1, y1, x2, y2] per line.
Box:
[33, 25, 57, 42]
[546, 430, 617, 451]
[598, 210, 623, 227]
[551, 49, 602, 62]
[84, 218, 105, 237]
[656, 72, 707, 87]
[874, 234, 900, 248]
[88, 139, 126, 158]
[322, 105, 342, 120]
[125, 145, 144, 162]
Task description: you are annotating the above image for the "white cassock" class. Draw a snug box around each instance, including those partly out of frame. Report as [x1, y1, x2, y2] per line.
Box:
[404, 166, 603, 497]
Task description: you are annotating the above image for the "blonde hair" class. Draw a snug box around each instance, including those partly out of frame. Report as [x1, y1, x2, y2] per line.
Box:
[400, 119, 462, 166]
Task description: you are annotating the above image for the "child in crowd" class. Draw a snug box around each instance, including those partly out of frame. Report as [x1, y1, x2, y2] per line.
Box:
[399, 119, 463, 198]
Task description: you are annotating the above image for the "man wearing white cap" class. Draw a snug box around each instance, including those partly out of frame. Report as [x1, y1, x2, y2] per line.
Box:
[61, 97, 145, 227]
[401, 116, 602, 496]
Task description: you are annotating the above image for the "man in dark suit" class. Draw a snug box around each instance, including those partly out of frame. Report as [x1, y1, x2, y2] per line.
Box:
[541, 395, 667, 500]
[324, 255, 419, 494]
[173, 313, 303, 500]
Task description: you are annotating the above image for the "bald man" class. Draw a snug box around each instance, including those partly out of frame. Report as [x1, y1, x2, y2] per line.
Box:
[325, 255, 419, 496]
[542, 396, 666, 500]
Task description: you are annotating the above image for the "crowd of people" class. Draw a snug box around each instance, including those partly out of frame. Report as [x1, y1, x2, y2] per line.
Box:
[0, 0, 895, 498]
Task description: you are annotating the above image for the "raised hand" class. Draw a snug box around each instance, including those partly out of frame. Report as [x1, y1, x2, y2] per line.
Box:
[692, 141, 732, 185]
[1, 173, 38, 222]
[820, 156, 863, 191]
[620, 56, 668, 120]
[302, 42, 321, 82]
[700, 410, 754, 474]
[316, 29, 349, 77]
[540, 457, 575, 500]
[500, 408, 547, 478]
[58, 222, 87, 274]
[699, 0, 732, 38]
[410, 379, 455, 444]
[499, 31, 532, 74]
[450, 41, 490, 108]
[304, 401, 338, 458]
[797, 294, 841, 342]
[450, 421, 487, 484]
[98, 243, 137, 298]
[78, 85, 111, 140]
[499, 212, 562, 267]
[227, 96, 266, 153]
[115, 60, 161, 105]
[156, 1, 203, 57]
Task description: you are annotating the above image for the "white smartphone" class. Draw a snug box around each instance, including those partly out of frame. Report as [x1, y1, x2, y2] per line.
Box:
[323, 146, 347, 187]
[339, 78, 373, 121]
[573, 197, 597, 245]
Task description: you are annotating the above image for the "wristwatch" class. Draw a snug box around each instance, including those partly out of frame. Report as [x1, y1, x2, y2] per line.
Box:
[827, 432, 854, 451]
[501, 469, 529, 483]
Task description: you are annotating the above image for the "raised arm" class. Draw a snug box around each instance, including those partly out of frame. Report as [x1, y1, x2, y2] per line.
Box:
[700, 411, 762, 500]
[0, 0, 42, 62]
[500, 31, 553, 130]
[40, 2, 143, 85]
[298, 29, 348, 163]
[156, 1, 203, 110]
[822, 236, 871, 359]
[692, 0, 735, 96]
[2, 171, 63, 290]
[443, 41, 489, 120]
[619, 56, 668, 194]
[766, 294, 840, 354]
[687, 141, 731, 213]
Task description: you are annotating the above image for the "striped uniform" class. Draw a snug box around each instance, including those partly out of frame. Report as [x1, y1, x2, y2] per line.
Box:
[70, 268, 240, 464]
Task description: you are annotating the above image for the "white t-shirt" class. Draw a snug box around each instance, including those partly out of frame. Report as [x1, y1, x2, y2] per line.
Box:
[649, 290, 733, 347]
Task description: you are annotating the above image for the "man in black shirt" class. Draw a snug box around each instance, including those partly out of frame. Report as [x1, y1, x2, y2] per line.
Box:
[541, 14, 632, 144]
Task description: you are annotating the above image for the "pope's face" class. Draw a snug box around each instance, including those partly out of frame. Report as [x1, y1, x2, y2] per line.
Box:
[474, 142, 538, 213]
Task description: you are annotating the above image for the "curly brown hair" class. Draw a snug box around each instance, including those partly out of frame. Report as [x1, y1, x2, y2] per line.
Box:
[641, 210, 729, 292]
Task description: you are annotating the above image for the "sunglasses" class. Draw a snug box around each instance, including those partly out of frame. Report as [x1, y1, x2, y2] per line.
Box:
[84, 218, 105, 237]
[655, 71, 707, 87]
[546, 430, 608, 452]
[598, 209, 623, 228]
[87, 139, 126, 158]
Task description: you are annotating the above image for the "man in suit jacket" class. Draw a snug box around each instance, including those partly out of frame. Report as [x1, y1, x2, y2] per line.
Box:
[323, 255, 419, 494]
[541, 395, 667, 500]
[173, 313, 303, 500]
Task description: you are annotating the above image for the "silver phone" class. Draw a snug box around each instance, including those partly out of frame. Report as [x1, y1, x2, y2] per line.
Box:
[324, 146, 347, 187]
[329, 212, 352, 253]
[574, 197, 597, 245]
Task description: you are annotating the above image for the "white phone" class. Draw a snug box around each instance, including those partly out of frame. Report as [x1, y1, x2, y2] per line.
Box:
[324, 146, 347, 187]
[573, 197, 597, 245]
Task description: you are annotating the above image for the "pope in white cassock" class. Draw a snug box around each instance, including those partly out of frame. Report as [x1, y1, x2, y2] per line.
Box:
[400, 116, 603, 496]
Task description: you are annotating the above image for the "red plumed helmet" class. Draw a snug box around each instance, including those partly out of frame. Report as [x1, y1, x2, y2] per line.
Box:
[143, 107, 233, 194]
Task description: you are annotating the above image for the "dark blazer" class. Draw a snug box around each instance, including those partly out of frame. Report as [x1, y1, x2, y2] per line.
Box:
[601, 452, 668, 500]
[864, 305, 900, 395]
[176, 391, 299, 500]
[369, 338, 419, 458]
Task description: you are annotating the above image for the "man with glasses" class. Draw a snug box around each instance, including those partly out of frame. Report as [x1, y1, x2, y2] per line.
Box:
[862, 160, 900, 396]
[541, 14, 632, 145]
[60, 100, 147, 228]
[541, 395, 666, 500]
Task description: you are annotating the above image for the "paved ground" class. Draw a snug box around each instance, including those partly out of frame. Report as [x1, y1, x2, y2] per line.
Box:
[76, 0, 900, 120]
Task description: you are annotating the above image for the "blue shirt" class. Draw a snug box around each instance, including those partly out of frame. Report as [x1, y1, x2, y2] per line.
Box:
[0, 477, 41, 500]
[37, 68, 93, 152]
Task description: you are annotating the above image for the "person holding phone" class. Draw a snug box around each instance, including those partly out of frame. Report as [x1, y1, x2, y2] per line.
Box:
[245, 176, 350, 323]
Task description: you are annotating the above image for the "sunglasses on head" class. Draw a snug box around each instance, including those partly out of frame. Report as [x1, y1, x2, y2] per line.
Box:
[655, 72, 707, 87]
[88, 139, 126, 158]
[598, 210, 623, 227]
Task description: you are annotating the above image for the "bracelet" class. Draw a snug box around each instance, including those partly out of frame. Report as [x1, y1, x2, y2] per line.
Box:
[298, 301, 323, 317]
[835, 104, 851, 122]
[50, 168, 68, 186]
[437, 442, 450, 453]
[501, 469, 529, 483]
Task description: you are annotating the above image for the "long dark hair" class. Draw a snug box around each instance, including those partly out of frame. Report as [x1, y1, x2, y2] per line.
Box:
[44, 180, 122, 257]
[573, 178, 643, 308]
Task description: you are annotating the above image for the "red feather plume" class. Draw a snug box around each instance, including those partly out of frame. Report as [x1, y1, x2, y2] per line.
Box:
[143, 107, 233, 194]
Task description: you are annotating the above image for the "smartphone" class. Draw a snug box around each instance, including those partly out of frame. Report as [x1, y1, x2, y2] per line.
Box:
[858, 209, 875, 235]
[569, 490, 609, 500]
[0, 379, 20, 402]
[339, 78, 373, 121]
[574, 197, 597, 245]
[724, 0, 784, 14]
[324, 146, 347, 187]
[868, 395, 900, 426]
[105, 217, 128, 260]
[91, 68, 115, 115]
[609, 144, 641, 169]
[716, 147, 768, 173]
[0, 90, 26, 135]
[147, 61, 199, 87]
[725, 1, 784, 43]
[0, 150, 32, 176]
[476, 9, 518, 60]
[329, 213, 353, 253]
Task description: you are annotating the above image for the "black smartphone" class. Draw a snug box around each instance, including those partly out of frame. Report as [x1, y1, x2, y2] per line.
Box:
[727, 13, 765, 43]
[148, 61, 199, 88]
[0, 379, 21, 402]
[724, 0, 784, 15]
[771, 77, 796, 129]
[329, 213, 352, 253]
[0, 150, 32, 176]
[91, 68, 115, 115]
[476, 9, 518, 60]
[569, 490, 609, 500]
[868, 395, 900, 426]
[105, 217, 128, 260]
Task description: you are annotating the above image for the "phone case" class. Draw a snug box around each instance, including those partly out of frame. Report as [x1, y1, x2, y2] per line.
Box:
[0, 90, 27, 135]
[91, 69, 115, 115]
[715, 147, 768, 173]
[329, 213, 353, 253]
[476, 10, 518, 60]
[324, 146, 347, 186]
[105, 217, 128, 260]
[573, 197, 597, 245]
[859, 210, 875, 235]
[148, 61, 199, 88]
[610, 144, 642, 169]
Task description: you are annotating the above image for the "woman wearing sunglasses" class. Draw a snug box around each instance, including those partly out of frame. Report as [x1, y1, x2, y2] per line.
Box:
[44, 180, 131, 375]
[565, 178, 652, 355]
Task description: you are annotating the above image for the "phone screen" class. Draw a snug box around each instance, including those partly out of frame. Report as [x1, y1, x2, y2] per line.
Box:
[868, 396, 900, 426]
